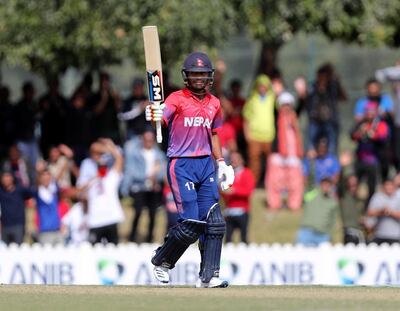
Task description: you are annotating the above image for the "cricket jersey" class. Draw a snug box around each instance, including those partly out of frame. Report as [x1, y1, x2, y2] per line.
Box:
[163, 89, 223, 157]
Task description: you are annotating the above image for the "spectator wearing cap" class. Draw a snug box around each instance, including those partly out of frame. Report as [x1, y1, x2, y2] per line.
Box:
[266, 92, 304, 210]
[296, 177, 338, 246]
[242, 74, 276, 185]
[351, 101, 389, 204]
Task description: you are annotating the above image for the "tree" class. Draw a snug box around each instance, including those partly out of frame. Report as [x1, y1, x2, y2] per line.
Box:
[239, 0, 400, 76]
[0, 0, 237, 80]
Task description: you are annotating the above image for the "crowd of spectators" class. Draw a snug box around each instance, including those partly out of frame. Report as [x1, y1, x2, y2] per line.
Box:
[1, 60, 400, 247]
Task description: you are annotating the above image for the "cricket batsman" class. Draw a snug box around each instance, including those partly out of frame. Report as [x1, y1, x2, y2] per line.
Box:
[145, 52, 235, 288]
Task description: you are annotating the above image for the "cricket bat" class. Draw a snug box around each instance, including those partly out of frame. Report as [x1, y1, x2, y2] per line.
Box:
[142, 25, 164, 143]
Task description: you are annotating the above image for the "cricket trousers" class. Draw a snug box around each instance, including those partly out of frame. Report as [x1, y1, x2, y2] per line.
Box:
[167, 156, 220, 221]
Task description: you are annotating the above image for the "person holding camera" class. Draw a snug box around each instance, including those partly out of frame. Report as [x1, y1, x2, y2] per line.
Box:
[351, 101, 389, 204]
[77, 139, 124, 244]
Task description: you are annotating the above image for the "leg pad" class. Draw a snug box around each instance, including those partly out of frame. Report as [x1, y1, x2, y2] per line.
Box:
[151, 219, 206, 269]
[200, 204, 226, 282]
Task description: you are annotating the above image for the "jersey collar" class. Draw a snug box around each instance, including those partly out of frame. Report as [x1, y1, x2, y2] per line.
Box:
[183, 88, 211, 102]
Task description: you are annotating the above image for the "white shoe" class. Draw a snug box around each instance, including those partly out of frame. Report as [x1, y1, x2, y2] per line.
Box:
[153, 266, 170, 284]
[196, 277, 228, 288]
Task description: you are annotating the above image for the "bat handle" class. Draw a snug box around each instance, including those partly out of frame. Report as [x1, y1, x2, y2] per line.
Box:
[156, 121, 162, 143]
[153, 101, 163, 143]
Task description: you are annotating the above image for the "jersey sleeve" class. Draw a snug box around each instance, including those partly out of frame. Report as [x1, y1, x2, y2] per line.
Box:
[381, 94, 394, 112]
[163, 93, 179, 126]
[354, 98, 366, 118]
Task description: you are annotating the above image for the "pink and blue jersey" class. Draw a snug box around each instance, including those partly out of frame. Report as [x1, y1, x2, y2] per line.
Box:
[163, 89, 223, 158]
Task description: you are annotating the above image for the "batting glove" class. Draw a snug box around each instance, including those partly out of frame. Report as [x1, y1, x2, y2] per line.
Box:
[217, 158, 235, 191]
[145, 103, 165, 122]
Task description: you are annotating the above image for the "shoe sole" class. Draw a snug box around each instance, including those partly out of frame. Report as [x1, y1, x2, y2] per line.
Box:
[209, 281, 229, 288]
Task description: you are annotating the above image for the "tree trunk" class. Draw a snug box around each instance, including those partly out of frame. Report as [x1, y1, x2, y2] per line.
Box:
[257, 41, 281, 78]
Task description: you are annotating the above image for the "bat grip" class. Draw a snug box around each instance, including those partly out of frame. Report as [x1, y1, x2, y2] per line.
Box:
[156, 121, 162, 143]
[153, 101, 163, 143]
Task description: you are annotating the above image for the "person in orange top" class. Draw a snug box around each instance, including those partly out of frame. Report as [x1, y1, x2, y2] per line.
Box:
[221, 151, 256, 243]
[266, 92, 304, 211]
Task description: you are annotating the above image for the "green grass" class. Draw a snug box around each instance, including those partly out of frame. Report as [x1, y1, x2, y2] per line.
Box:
[1, 285, 399, 311]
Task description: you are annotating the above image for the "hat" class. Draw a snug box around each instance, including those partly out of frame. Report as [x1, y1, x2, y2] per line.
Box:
[255, 74, 271, 88]
[277, 91, 295, 106]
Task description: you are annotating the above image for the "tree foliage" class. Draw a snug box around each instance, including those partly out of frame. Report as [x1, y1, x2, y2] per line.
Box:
[1, 0, 400, 78]
[0, 0, 236, 78]
[238, 0, 400, 74]
[240, 0, 400, 47]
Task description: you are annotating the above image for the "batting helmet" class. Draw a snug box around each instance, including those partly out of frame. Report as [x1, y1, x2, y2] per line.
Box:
[182, 52, 214, 73]
[181, 52, 214, 85]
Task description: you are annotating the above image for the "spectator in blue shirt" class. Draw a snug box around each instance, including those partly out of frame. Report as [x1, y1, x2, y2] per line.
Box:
[0, 171, 34, 244]
[354, 79, 394, 122]
[35, 169, 63, 245]
[354, 79, 394, 181]
[304, 138, 341, 188]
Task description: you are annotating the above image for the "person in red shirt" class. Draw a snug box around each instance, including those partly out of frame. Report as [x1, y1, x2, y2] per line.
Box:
[221, 151, 255, 244]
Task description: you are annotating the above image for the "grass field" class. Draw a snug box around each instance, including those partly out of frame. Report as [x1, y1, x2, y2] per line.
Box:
[1, 285, 399, 311]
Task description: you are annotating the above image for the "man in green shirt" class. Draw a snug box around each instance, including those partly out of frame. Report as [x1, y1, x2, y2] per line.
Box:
[296, 177, 338, 246]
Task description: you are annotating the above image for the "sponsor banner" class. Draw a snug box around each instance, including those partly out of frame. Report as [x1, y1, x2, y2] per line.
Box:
[1, 243, 400, 286]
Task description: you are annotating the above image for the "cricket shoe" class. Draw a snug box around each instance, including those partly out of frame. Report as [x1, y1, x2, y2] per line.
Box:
[196, 277, 229, 288]
[153, 265, 170, 284]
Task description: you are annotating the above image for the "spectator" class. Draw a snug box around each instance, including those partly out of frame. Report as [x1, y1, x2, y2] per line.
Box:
[61, 196, 89, 245]
[79, 139, 125, 244]
[296, 64, 347, 154]
[354, 78, 394, 122]
[354, 78, 394, 179]
[120, 130, 166, 243]
[65, 86, 94, 165]
[0, 86, 15, 160]
[351, 101, 389, 203]
[303, 138, 340, 189]
[338, 174, 366, 244]
[296, 177, 338, 246]
[38, 77, 68, 156]
[2, 144, 30, 187]
[221, 151, 255, 244]
[0, 171, 34, 244]
[266, 92, 304, 211]
[13, 81, 40, 183]
[366, 178, 400, 245]
[375, 62, 400, 171]
[35, 169, 63, 245]
[47, 144, 78, 190]
[227, 79, 247, 158]
[91, 72, 121, 144]
[242, 74, 276, 184]
[227, 79, 246, 134]
[118, 78, 150, 144]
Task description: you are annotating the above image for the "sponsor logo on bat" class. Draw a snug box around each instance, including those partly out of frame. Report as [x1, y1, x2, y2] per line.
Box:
[147, 70, 163, 102]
